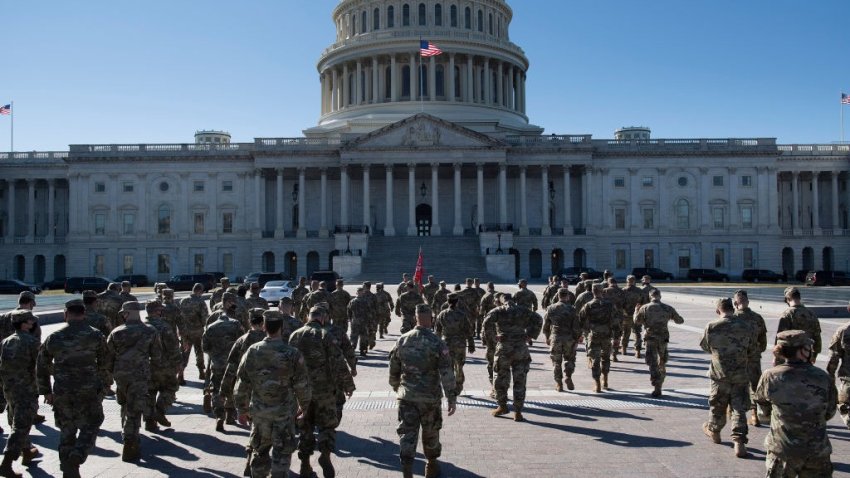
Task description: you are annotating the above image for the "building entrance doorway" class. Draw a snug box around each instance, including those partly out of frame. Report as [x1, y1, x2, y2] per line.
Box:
[416, 204, 432, 236]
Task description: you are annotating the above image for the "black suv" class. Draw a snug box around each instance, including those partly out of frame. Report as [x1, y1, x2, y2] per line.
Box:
[686, 269, 730, 282]
[556, 267, 603, 284]
[631, 267, 674, 281]
[166, 274, 215, 292]
[0, 279, 41, 295]
[243, 272, 284, 288]
[310, 271, 341, 291]
[805, 271, 850, 286]
[741, 269, 784, 283]
[64, 276, 111, 294]
[114, 274, 150, 287]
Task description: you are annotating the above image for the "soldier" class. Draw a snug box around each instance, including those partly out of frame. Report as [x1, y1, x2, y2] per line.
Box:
[454, 279, 480, 333]
[361, 281, 380, 348]
[347, 287, 373, 357]
[153, 282, 167, 302]
[732, 289, 768, 426]
[422, 275, 439, 306]
[395, 282, 425, 334]
[556, 279, 576, 305]
[543, 289, 582, 392]
[700, 297, 756, 458]
[601, 278, 625, 362]
[430, 281, 449, 312]
[579, 284, 618, 393]
[179, 283, 209, 382]
[327, 279, 352, 332]
[36, 299, 109, 478]
[375, 283, 394, 339]
[220, 309, 267, 421]
[827, 304, 850, 430]
[472, 279, 487, 338]
[1, 291, 38, 342]
[290, 277, 310, 323]
[756, 330, 838, 476]
[202, 300, 244, 432]
[621, 275, 648, 358]
[263, 298, 305, 342]
[489, 293, 543, 421]
[105, 301, 160, 462]
[118, 281, 137, 304]
[574, 273, 591, 296]
[396, 273, 411, 297]
[389, 303, 457, 478]
[160, 288, 185, 339]
[0, 310, 40, 477]
[97, 282, 124, 330]
[210, 277, 231, 310]
[322, 305, 357, 423]
[776, 287, 821, 364]
[640, 274, 657, 298]
[513, 279, 538, 311]
[143, 300, 181, 432]
[82, 290, 111, 337]
[541, 275, 559, 309]
[289, 306, 355, 478]
[246, 282, 269, 310]
[207, 292, 239, 327]
[299, 281, 330, 323]
[434, 294, 475, 395]
[634, 288, 684, 397]
[234, 312, 312, 478]
[481, 293, 508, 398]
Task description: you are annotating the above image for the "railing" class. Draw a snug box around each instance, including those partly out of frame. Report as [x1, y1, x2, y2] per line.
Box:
[528, 228, 542, 236]
[334, 225, 370, 234]
[68, 143, 249, 156]
[778, 144, 850, 155]
[55, 235, 66, 244]
[0, 151, 69, 160]
[320, 28, 526, 59]
[255, 137, 341, 148]
[478, 223, 513, 233]
[802, 229, 814, 236]
[594, 138, 777, 152]
[505, 135, 592, 146]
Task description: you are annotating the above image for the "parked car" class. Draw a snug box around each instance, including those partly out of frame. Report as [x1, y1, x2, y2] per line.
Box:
[556, 267, 603, 284]
[206, 272, 226, 285]
[243, 272, 284, 288]
[686, 269, 730, 282]
[64, 276, 111, 294]
[114, 274, 150, 287]
[310, 271, 341, 291]
[166, 273, 216, 292]
[259, 280, 296, 306]
[741, 269, 784, 283]
[631, 267, 674, 281]
[794, 270, 811, 283]
[805, 271, 850, 286]
[0, 279, 42, 295]
[40, 278, 67, 291]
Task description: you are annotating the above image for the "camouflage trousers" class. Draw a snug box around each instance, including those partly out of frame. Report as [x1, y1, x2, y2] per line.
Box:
[493, 341, 531, 408]
[609, 320, 623, 357]
[587, 332, 612, 379]
[378, 313, 391, 336]
[397, 400, 442, 461]
[549, 337, 578, 383]
[400, 314, 416, 334]
[331, 316, 348, 335]
[766, 451, 832, 477]
[631, 322, 643, 351]
[367, 317, 379, 348]
[208, 366, 231, 418]
[147, 368, 179, 421]
[336, 389, 347, 422]
[474, 313, 483, 337]
[181, 329, 205, 372]
[446, 342, 467, 394]
[349, 319, 369, 352]
[53, 390, 104, 467]
[485, 346, 495, 384]
[747, 358, 764, 414]
[619, 318, 641, 352]
[115, 378, 149, 441]
[298, 395, 339, 457]
[707, 379, 750, 443]
[839, 378, 850, 429]
[644, 339, 669, 387]
[250, 417, 297, 478]
[2, 392, 38, 459]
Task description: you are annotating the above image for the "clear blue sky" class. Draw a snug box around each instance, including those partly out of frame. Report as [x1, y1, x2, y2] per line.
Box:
[3, 0, 848, 151]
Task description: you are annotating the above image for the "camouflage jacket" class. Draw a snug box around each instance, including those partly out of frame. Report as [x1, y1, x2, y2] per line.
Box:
[389, 326, 457, 404]
[327, 289, 352, 322]
[489, 303, 543, 343]
[621, 285, 648, 317]
[362, 290, 379, 318]
[777, 305, 822, 354]
[291, 286, 309, 318]
[430, 288, 449, 311]
[755, 360, 837, 459]
[395, 291, 424, 317]
[434, 307, 474, 347]
[455, 287, 481, 317]
[300, 290, 330, 319]
[579, 298, 618, 337]
[234, 337, 312, 420]
[573, 291, 594, 316]
[602, 286, 627, 317]
[541, 284, 559, 308]
[179, 295, 209, 333]
[246, 295, 269, 310]
[97, 290, 124, 326]
[543, 302, 581, 341]
[209, 286, 227, 309]
[827, 322, 850, 379]
[555, 287, 576, 306]
[288, 321, 355, 398]
[84, 307, 112, 337]
[146, 316, 182, 371]
[221, 329, 267, 397]
[422, 282, 439, 305]
[202, 317, 244, 371]
[37, 321, 109, 396]
[347, 296, 373, 326]
[262, 311, 304, 342]
[734, 308, 767, 361]
[375, 290, 394, 316]
[106, 320, 161, 382]
[513, 288, 538, 311]
[119, 292, 138, 304]
[324, 323, 356, 372]
[161, 302, 185, 336]
[700, 314, 756, 383]
[0, 331, 40, 398]
[479, 291, 499, 316]
[634, 300, 684, 342]
[396, 281, 408, 297]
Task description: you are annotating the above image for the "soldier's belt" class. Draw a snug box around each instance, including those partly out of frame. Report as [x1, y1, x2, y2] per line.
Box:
[497, 335, 527, 341]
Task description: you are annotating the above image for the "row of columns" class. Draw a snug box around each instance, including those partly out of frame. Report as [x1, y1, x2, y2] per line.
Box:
[321, 53, 526, 115]
[785, 170, 848, 230]
[1, 179, 59, 240]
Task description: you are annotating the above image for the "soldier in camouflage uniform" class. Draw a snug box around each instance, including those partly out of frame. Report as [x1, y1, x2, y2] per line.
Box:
[299, 281, 330, 323]
[143, 300, 182, 432]
[422, 275, 439, 305]
[322, 304, 357, 423]
[541, 275, 559, 309]
[489, 293, 543, 422]
[776, 287, 821, 365]
[290, 277, 310, 323]
[347, 287, 373, 357]
[556, 279, 576, 304]
[375, 283, 394, 339]
[454, 279, 480, 336]
[179, 283, 209, 382]
[97, 283, 124, 330]
[513, 279, 538, 312]
[700, 297, 756, 458]
[105, 301, 160, 462]
[36, 299, 109, 478]
[481, 293, 507, 397]
[641, 275, 657, 298]
[430, 281, 449, 312]
[202, 301, 244, 432]
[119, 281, 137, 304]
[246, 282, 269, 310]
[543, 289, 582, 392]
[574, 273, 591, 296]
[209, 277, 231, 310]
[602, 278, 626, 362]
[621, 275, 648, 358]
[396, 273, 411, 297]
[479, 282, 499, 319]
[434, 294, 475, 395]
[395, 282, 425, 335]
[757, 330, 838, 476]
[82, 288, 112, 398]
[0, 310, 40, 477]
[289, 306, 355, 478]
[160, 288, 185, 338]
[579, 284, 618, 392]
[235, 312, 312, 478]
[263, 297, 305, 342]
[327, 279, 352, 333]
[220, 309, 268, 415]
[827, 306, 850, 430]
[732, 289, 768, 426]
[207, 292, 239, 326]
[361, 281, 380, 348]
[389, 303, 457, 478]
[634, 288, 684, 397]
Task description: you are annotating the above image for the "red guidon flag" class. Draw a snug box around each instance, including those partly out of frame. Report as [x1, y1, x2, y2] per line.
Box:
[413, 247, 425, 291]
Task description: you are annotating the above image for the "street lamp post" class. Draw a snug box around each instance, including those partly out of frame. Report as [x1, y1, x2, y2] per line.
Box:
[346, 233, 352, 255]
[496, 232, 503, 254]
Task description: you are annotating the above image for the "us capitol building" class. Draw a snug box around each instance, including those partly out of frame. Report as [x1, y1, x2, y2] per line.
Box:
[1, 0, 849, 284]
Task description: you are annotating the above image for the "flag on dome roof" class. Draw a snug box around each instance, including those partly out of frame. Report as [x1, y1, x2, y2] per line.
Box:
[0, 104, 10, 115]
[842, 93, 850, 105]
[420, 40, 443, 57]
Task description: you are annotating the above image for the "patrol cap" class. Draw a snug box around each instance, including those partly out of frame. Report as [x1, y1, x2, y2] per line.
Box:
[144, 300, 164, 314]
[734, 289, 749, 299]
[18, 291, 35, 303]
[356, 287, 364, 293]
[121, 281, 131, 288]
[642, 275, 651, 280]
[591, 283, 605, 293]
[121, 301, 145, 313]
[108, 282, 121, 291]
[439, 281, 446, 286]
[776, 330, 814, 348]
[262, 310, 283, 323]
[363, 281, 372, 287]
[64, 299, 86, 313]
[82, 290, 99, 299]
[10, 310, 36, 325]
[518, 278, 528, 284]
[193, 283, 205, 291]
[375, 282, 383, 288]
[501, 292, 513, 301]
[222, 292, 237, 302]
[415, 304, 432, 315]
[447, 292, 459, 303]
[250, 282, 260, 289]
[163, 288, 174, 295]
[309, 305, 327, 316]
[558, 288, 571, 297]
[279, 296, 293, 305]
[649, 288, 661, 298]
[249, 308, 266, 324]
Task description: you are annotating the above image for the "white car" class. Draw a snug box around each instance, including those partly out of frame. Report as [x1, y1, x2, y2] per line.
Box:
[259, 280, 295, 306]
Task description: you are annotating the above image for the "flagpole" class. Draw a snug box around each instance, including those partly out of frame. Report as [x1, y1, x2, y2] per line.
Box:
[419, 40, 424, 113]
[841, 93, 845, 143]
[10, 100, 13, 153]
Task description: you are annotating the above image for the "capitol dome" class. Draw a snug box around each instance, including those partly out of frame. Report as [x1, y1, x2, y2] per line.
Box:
[306, 0, 542, 137]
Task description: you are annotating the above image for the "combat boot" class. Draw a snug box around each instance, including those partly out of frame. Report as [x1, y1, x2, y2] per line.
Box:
[401, 458, 414, 478]
[299, 455, 313, 478]
[425, 458, 441, 478]
[513, 411, 525, 422]
[748, 411, 760, 427]
[491, 404, 509, 416]
[121, 440, 134, 463]
[0, 455, 22, 478]
[611, 351, 619, 363]
[21, 446, 38, 466]
[555, 380, 563, 392]
[155, 411, 172, 428]
[62, 454, 82, 478]
[226, 408, 237, 425]
[635, 348, 642, 359]
[318, 450, 335, 477]
[734, 441, 748, 458]
[144, 419, 159, 433]
[587, 356, 592, 369]
[215, 418, 225, 432]
[202, 393, 212, 414]
[702, 422, 721, 444]
[651, 384, 662, 398]
[593, 378, 602, 393]
[565, 375, 575, 391]
[602, 374, 609, 390]
[178, 370, 186, 386]
[621, 344, 627, 355]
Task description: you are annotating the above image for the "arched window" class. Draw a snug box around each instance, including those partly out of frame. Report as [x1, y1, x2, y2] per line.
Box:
[435, 4, 442, 26]
[418, 3, 426, 25]
[352, 14, 357, 35]
[464, 7, 471, 29]
[362, 11, 367, 33]
[436, 64, 445, 97]
[360, 70, 367, 102]
[477, 10, 483, 32]
[374, 8, 380, 30]
[158, 205, 171, 234]
[402, 65, 411, 98]
[450, 5, 458, 27]
[387, 5, 395, 28]
[498, 17, 502, 38]
[403, 4, 410, 26]
[348, 73, 355, 105]
[676, 199, 690, 229]
[489, 13, 493, 34]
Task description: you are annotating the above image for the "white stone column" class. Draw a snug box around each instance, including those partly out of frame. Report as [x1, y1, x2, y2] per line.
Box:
[320, 168, 329, 237]
[768, 168, 779, 230]
[331, 68, 339, 111]
[563, 166, 572, 234]
[7, 180, 15, 238]
[476, 164, 484, 232]
[390, 55, 399, 102]
[372, 56, 380, 103]
[276, 169, 285, 236]
[520, 71, 526, 113]
[583, 168, 592, 231]
[355, 60, 363, 105]
[297, 168, 306, 238]
[791, 171, 800, 231]
[498, 164, 507, 224]
[47, 179, 56, 239]
[831, 171, 840, 229]
[320, 72, 327, 114]
[409, 53, 417, 101]
[26, 180, 35, 239]
[363, 165, 371, 231]
[431, 163, 441, 235]
[599, 168, 609, 230]
[496, 62, 504, 106]
[541, 165, 551, 235]
[407, 163, 417, 236]
[429, 56, 437, 101]
[728, 167, 738, 229]
[453, 163, 464, 235]
[448, 53, 456, 101]
[466, 56, 474, 103]
[811, 172, 820, 230]
[254, 171, 262, 231]
[342, 64, 350, 107]
[483, 59, 491, 105]
[340, 165, 350, 227]
[385, 165, 395, 236]
[508, 66, 515, 110]
[519, 166, 528, 234]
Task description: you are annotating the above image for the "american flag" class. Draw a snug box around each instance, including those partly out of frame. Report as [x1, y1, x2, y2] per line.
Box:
[842, 93, 850, 105]
[0, 104, 10, 115]
[420, 40, 443, 57]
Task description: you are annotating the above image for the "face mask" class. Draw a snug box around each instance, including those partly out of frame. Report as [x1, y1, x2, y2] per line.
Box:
[800, 346, 813, 363]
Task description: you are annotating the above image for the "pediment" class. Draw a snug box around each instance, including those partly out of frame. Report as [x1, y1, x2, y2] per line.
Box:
[343, 114, 506, 150]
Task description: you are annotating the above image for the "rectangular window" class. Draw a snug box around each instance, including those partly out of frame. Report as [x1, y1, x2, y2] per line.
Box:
[743, 248, 754, 269]
[158, 208, 171, 234]
[643, 208, 654, 229]
[614, 208, 626, 230]
[94, 255, 105, 275]
[713, 176, 724, 187]
[615, 249, 627, 269]
[94, 182, 106, 193]
[712, 207, 724, 229]
[642, 176, 654, 187]
[741, 175, 753, 187]
[741, 207, 753, 228]
[194, 213, 205, 234]
[222, 180, 233, 192]
[223, 253, 234, 275]
[194, 254, 205, 274]
[614, 177, 625, 188]
[122, 213, 134, 235]
[223, 213, 233, 234]
[678, 250, 691, 269]
[157, 254, 171, 274]
[644, 249, 655, 268]
[193, 181, 205, 192]
[122, 182, 134, 193]
[123, 255, 134, 274]
[94, 214, 105, 235]
[714, 248, 725, 269]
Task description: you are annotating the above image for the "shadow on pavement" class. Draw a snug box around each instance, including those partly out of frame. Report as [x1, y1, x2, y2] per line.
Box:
[530, 420, 693, 449]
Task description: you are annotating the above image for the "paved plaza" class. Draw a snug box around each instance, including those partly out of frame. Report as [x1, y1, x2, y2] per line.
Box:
[7, 285, 850, 477]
